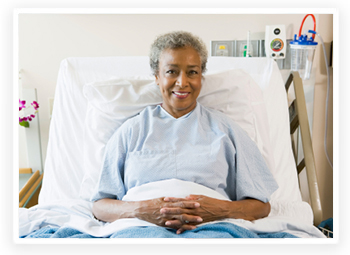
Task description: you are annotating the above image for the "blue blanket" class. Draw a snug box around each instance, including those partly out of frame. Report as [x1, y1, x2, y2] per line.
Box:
[22, 222, 298, 238]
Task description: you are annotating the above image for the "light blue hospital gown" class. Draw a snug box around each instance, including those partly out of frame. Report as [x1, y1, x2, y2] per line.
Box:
[22, 103, 285, 239]
[91, 102, 278, 203]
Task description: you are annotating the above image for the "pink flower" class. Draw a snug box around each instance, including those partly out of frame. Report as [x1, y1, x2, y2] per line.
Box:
[19, 117, 28, 122]
[19, 99, 40, 127]
[31, 101, 39, 110]
[19, 99, 26, 111]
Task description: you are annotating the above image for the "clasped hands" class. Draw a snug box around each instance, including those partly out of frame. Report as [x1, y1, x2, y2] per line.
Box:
[135, 195, 229, 234]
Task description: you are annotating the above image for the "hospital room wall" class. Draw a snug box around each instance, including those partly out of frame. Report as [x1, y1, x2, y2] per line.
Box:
[18, 13, 333, 220]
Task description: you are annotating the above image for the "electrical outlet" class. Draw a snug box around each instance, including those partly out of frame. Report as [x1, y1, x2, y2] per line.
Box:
[211, 41, 235, 57]
[236, 40, 260, 57]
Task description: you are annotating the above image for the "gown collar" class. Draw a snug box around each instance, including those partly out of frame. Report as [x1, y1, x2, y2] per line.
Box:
[157, 102, 200, 120]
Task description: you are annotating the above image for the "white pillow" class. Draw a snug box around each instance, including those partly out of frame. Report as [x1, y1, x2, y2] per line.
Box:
[79, 69, 275, 201]
[80, 77, 162, 201]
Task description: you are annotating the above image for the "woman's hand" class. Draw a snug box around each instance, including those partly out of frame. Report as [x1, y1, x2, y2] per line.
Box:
[134, 197, 204, 234]
[161, 195, 271, 234]
[161, 195, 230, 234]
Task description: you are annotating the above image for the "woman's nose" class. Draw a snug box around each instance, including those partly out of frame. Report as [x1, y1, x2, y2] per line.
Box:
[176, 72, 188, 87]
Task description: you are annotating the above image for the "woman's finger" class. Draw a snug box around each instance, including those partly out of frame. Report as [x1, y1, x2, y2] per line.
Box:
[165, 220, 197, 231]
[185, 194, 202, 200]
[163, 201, 200, 209]
[164, 219, 196, 234]
[163, 214, 203, 225]
[160, 207, 193, 215]
[160, 207, 200, 216]
[176, 225, 197, 234]
[163, 197, 186, 202]
[164, 219, 182, 228]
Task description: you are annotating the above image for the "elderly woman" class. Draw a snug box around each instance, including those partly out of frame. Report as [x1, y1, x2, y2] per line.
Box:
[91, 31, 278, 236]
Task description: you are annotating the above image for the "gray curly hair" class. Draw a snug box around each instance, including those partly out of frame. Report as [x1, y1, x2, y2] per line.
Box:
[149, 31, 208, 76]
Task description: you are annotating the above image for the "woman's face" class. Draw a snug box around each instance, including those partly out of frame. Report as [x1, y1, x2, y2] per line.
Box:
[155, 46, 202, 118]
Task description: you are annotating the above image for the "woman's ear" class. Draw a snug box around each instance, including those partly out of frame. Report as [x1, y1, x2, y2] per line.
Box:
[155, 75, 159, 85]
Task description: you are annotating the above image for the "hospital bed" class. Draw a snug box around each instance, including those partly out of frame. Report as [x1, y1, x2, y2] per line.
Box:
[18, 56, 326, 238]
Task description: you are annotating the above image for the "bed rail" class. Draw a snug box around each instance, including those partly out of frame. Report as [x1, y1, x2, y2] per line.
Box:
[285, 71, 323, 226]
[19, 170, 43, 208]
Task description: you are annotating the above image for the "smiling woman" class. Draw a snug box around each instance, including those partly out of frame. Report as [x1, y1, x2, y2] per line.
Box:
[155, 47, 202, 118]
[89, 31, 280, 237]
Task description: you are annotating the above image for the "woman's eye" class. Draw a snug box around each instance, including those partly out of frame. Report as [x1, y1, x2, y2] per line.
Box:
[166, 70, 175, 74]
[189, 70, 198, 75]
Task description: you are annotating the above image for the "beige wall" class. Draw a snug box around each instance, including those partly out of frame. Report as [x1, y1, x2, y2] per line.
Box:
[18, 12, 333, 221]
[312, 14, 334, 221]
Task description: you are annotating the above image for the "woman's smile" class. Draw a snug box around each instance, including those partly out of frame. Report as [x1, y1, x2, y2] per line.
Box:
[172, 91, 190, 99]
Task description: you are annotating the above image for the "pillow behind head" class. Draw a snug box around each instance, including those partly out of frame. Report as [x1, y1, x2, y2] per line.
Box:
[79, 69, 275, 201]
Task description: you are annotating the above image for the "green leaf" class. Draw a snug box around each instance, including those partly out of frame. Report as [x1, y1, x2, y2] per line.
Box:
[19, 121, 30, 128]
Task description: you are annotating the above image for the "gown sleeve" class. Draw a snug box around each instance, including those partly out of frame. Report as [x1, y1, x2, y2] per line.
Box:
[90, 125, 128, 202]
[225, 120, 279, 203]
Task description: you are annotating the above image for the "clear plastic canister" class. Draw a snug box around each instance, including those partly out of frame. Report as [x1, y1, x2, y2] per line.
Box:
[290, 44, 317, 80]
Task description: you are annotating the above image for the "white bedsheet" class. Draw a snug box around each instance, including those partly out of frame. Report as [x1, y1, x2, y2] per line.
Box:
[19, 179, 325, 238]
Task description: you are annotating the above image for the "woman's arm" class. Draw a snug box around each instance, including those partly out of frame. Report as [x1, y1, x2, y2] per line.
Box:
[92, 198, 138, 222]
[225, 197, 271, 221]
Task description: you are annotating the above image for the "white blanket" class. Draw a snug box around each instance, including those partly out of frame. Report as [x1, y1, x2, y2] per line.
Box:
[19, 179, 325, 238]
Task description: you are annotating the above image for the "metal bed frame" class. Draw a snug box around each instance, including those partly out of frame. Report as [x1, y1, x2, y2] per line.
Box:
[285, 71, 323, 227]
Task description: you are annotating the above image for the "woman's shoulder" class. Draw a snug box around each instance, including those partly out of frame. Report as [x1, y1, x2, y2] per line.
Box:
[123, 105, 158, 123]
[114, 105, 158, 135]
[106, 105, 158, 147]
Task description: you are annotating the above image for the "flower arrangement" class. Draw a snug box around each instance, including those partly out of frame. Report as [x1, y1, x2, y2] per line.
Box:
[19, 99, 39, 127]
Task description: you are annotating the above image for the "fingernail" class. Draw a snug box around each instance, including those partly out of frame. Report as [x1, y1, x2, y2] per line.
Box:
[197, 218, 203, 222]
[165, 221, 171, 226]
[160, 208, 166, 213]
[194, 202, 200, 207]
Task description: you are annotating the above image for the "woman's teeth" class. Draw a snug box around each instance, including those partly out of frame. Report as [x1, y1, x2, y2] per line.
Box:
[173, 92, 188, 96]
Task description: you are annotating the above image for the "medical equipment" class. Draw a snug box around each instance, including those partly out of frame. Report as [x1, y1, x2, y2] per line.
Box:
[290, 14, 332, 169]
[265, 24, 286, 59]
[290, 14, 318, 80]
[211, 40, 235, 57]
[211, 40, 262, 58]
[241, 31, 253, 57]
[215, 43, 229, 56]
[18, 57, 327, 239]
